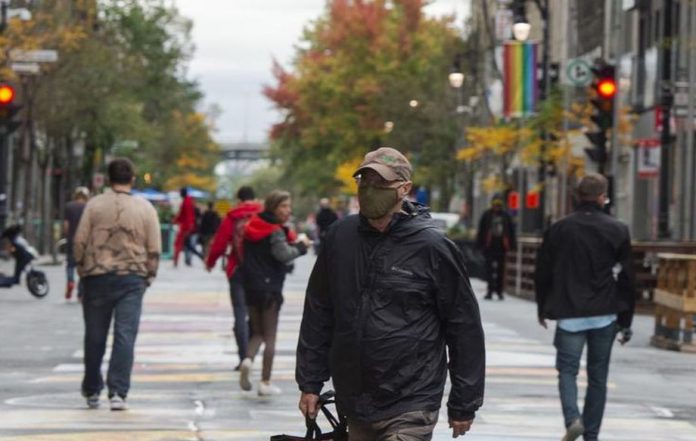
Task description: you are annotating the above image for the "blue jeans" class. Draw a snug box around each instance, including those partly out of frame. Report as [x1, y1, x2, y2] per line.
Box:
[554, 322, 617, 441]
[81, 274, 147, 398]
[66, 242, 76, 283]
[229, 271, 248, 364]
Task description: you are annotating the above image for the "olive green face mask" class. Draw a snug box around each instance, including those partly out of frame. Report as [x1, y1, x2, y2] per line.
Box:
[358, 184, 402, 219]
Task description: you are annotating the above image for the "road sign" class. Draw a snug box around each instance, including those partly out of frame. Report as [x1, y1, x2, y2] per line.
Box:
[674, 81, 690, 117]
[92, 173, 105, 190]
[7, 8, 31, 20]
[9, 49, 58, 63]
[565, 58, 592, 87]
[636, 138, 660, 178]
[11, 63, 40, 75]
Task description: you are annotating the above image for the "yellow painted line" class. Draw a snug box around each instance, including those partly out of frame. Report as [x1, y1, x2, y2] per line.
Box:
[33, 372, 235, 384]
[486, 377, 615, 388]
[1, 430, 275, 441]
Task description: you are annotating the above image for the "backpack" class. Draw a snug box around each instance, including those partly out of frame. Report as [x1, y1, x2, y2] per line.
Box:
[230, 213, 254, 262]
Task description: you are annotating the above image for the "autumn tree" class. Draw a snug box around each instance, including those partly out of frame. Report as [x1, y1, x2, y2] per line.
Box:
[3, 0, 219, 250]
[265, 0, 465, 209]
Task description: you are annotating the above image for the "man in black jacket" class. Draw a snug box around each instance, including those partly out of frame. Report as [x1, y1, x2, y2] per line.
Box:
[535, 173, 635, 441]
[296, 147, 485, 440]
[476, 196, 516, 300]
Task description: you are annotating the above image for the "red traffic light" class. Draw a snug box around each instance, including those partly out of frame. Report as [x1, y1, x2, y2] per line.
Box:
[507, 191, 520, 210]
[526, 192, 540, 209]
[0, 84, 15, 105]
[596, 79, 616, 99]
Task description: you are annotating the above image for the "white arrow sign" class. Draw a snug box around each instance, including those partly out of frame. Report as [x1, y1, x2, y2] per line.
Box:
[11, 62, 40, 74]
[9, 49, 58, 63]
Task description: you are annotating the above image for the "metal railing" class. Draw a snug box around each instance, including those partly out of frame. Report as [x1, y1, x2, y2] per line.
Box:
[504, 236, 696, 309]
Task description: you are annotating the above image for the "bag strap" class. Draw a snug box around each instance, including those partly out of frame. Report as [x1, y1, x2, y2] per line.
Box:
[304, 417, 322, 439]
[303, 391, 347, 439]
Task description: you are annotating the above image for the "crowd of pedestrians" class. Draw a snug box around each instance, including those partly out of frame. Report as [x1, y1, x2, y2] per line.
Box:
[54, 149, 638, 441]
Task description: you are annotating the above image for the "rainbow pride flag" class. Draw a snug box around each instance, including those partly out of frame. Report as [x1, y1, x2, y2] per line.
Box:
[503, 41, 538, 117]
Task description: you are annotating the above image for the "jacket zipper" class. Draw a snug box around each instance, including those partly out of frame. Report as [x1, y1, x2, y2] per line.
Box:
[355, 236, 386, 392]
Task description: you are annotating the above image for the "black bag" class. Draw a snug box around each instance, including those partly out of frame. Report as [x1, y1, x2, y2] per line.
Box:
[271, 391, 347, 441]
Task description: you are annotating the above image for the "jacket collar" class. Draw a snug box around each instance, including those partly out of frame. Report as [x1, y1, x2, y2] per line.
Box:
[358, 200, 433, 237]
[575, 201, 603, 212]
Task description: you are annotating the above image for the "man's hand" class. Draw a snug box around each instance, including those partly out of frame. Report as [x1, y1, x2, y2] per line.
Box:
[449, 418, 473, 438]
[617, 327, 632, 345]
[298, 392, 320, 420]
[538, 317, 548, 329]
[205, 265, 213, 273]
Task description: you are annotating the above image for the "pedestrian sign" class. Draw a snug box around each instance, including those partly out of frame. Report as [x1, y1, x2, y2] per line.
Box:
[565, 59, 592, 87]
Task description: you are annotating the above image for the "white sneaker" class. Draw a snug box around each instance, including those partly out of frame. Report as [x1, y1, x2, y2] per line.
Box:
[239, 358, 253, 391]
[109, 395, 127, 411]
[257, 381, 282, 396]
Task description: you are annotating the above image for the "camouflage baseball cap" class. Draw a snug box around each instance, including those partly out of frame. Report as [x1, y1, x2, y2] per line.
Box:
[353, 147, 412, 182]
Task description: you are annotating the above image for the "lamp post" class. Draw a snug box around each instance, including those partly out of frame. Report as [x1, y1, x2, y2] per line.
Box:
[448, 58, 477, 228]
[512, 0, 550, 232]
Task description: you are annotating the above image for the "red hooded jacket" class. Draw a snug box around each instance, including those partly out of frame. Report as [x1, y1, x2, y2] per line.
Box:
[174, 195, 196, 232]
[205, 201, 263, 278]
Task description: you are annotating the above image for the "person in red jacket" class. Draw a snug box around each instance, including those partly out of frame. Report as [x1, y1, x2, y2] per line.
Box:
[205, 186, 262, 368]
[173, 187, 201, 267]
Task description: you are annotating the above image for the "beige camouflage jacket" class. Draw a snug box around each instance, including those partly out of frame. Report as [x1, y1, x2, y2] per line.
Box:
[73, 190, 161, 284]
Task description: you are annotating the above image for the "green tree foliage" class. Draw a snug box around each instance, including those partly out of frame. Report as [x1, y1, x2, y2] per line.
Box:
[264, 0, 464, 208]
[29, 0, 218, 190]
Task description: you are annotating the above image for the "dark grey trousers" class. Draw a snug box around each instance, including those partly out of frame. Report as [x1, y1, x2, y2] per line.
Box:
[348, 410, 439, 441]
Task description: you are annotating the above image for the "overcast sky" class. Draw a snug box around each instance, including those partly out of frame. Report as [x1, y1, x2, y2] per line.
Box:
[174, 0, 471, 144]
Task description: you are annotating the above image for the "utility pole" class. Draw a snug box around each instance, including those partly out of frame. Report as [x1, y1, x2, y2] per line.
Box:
[658, 0, 674, 239]
[533, 0, 550, 231]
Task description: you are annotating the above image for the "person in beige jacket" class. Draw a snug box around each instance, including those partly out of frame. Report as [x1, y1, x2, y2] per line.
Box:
[73, 158, 161, 411]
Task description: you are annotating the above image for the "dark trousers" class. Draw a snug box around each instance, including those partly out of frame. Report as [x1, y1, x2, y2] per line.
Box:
[348, 410, 439, 441]
[554, 323, 617, 441]
[229, 271, 248, 364]
[81, 274, 147, 398]
[184, 233, 203, 265]
[484, 252, 506, 296]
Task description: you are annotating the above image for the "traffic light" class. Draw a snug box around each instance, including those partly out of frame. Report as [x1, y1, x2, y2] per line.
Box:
[0, 84, 15, 104]
[507, 191, 520, 211]
[526, 192, 540, 209]
[584, 62, 616, 174]
[0, 83, 21, 135]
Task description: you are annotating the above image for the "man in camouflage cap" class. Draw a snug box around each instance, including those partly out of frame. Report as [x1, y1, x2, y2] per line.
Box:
[296, 147, 486, 440]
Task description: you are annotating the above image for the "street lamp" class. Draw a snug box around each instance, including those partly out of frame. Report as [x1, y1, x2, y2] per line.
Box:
[448, 72, 464, 89]
[512, 20, 531, 42]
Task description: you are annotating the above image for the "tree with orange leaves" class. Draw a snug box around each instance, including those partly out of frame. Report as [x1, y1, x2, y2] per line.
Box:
[265, 0, 466, 208]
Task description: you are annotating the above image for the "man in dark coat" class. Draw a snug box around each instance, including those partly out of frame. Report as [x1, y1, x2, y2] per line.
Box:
[315, 198, 338, 242]
[535, 173, 636, 441]
[476, 196, 516, 300]
[296, 147, 485, 440]
[199, 201, 221, 257]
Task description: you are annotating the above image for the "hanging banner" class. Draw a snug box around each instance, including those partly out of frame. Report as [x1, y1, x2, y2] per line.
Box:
[503, 41, 538, 118]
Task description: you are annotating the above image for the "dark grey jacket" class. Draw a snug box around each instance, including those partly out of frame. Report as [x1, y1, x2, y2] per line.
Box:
[296, 202, 485, 423]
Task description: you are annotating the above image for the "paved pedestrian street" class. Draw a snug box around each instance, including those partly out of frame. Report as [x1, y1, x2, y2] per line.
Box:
[0, 255, 695, 440]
